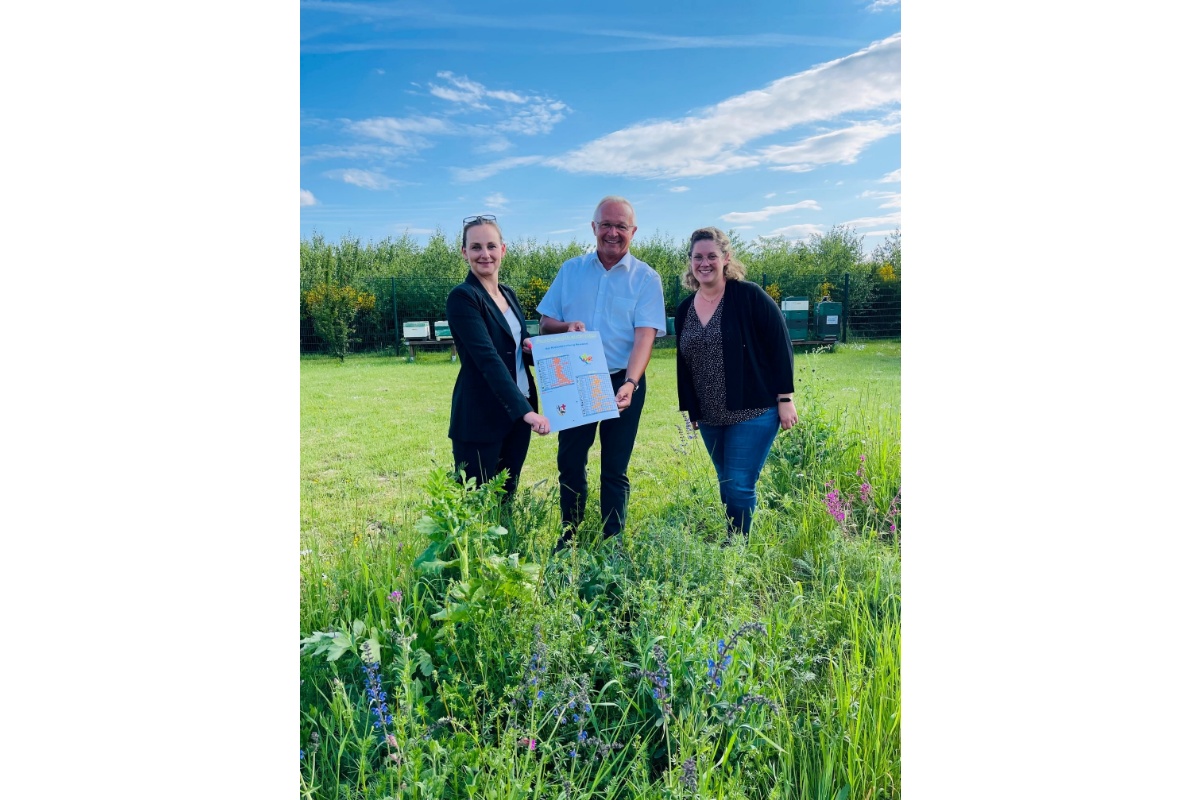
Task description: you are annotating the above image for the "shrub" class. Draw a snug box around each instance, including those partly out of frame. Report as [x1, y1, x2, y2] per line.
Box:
[303, 282, 376, 361]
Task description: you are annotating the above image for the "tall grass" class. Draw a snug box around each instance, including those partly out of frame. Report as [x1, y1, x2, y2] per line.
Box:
[301, 342, 900, 798]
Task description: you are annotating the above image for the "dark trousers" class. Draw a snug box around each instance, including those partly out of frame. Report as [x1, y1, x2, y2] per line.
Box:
[452, 415, 532, 502]
[557, 370, 646, 538]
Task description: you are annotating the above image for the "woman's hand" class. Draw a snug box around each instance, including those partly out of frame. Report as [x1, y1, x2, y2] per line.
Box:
[522, 338, 533, 353]
[778, 400, 798, 431]
[525, 411, 552, 436]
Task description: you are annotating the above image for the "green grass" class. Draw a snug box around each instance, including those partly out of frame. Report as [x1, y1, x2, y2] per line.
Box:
[300, 340, 900, 799]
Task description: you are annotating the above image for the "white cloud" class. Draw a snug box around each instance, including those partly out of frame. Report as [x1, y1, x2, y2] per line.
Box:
[326, 168, 397, 190]
[669, 186, 690, 193]
[768, 223, 825, 239]
[396, 225, 436, 235]
[429, 72, 569, 135]
[764, 192, 777, 198]
[868, 0, 900, 11]
[859, 190, 901, 209]
[346, 116, 450, 148]
[761, 120, 900, 172]
[302, 143, 413, 163]
[721, 200, 821, 224]
[494, 100, 567, 136]
[543, 34, 899, 179]
[373, 68, 385, 75]
[483, 193, 509, 212]
[450, 155, 544, 182]
[430, 71, 530, 108]
[839, 212, 901, 229]
[300, 189, 317, 206]
[475, 137, 513, 154]
[880, 168, 901, 183]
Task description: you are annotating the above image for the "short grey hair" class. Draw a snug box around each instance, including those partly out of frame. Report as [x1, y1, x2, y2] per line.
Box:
[592, 196, 637, 226]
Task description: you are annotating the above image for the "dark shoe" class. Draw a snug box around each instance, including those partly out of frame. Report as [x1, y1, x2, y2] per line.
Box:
[552, 530, 575, 555]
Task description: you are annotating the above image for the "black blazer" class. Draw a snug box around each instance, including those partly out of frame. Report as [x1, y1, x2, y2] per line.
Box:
[676, 279, 795, 423]
[446, 271, 538, 442]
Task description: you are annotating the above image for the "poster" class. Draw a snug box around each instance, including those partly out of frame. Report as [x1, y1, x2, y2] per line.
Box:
[529, 331, 620, 433]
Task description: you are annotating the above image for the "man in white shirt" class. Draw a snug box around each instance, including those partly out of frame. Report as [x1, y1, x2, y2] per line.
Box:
[538, 196, 667, 548]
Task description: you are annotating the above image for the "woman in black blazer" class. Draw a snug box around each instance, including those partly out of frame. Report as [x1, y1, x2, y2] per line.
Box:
[446, 215, 551, 501]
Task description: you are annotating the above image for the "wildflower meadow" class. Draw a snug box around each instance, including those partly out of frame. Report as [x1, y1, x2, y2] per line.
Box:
[300, 341, 901, 799]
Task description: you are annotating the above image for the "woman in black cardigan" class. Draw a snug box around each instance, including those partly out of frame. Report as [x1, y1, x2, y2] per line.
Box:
[676, 227, 797, 538]
[446, 215, 551, 501]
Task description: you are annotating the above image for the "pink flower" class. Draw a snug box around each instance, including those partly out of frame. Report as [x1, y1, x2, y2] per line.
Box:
[519, 737, 537, 751]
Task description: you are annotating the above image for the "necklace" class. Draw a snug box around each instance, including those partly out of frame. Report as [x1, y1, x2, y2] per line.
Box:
[697, 290, 723, 304]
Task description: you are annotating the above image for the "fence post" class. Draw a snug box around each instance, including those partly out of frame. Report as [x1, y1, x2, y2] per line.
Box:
[392, 277, 400, 357]
[842, 272, 850, 343]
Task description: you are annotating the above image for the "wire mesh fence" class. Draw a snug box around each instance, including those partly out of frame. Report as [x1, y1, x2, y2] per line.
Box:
[300, 272, 899, 355]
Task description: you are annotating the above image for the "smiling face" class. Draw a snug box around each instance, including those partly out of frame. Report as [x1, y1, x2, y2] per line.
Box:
[462, 223, 506, 281]
[689, 239, 728, 291]
[591, 200, 637, 267]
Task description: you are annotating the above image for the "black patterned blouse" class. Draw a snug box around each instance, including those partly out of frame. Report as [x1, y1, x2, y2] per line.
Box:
[678, 299, 772, 426]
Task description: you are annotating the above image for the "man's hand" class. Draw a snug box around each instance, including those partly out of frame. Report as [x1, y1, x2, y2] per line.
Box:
[566, 321, 586, 332]
[614, 383, 634, 411]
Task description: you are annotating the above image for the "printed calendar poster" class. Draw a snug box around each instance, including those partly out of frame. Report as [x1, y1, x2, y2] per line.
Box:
[528, 331, 621, 433]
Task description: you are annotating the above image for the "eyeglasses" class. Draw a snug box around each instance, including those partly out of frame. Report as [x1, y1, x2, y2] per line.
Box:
[463, 214, 497, 225]
[596, 222, 632, 233]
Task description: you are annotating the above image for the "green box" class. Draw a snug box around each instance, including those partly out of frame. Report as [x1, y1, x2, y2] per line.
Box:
[781, 297, 809, 341]
[815, 301, 842, 340]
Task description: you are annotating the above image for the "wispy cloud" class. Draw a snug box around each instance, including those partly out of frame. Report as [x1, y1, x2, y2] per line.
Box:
[859, 190, 901, 209]
[429, 72, 569, 135]
[539, 34, 899, 179]
[668, 186, 690, 193]
[451, 156, 544, 182]
[880, 168, 901, 183]
[325, 168, 397, 190]
[300, 4, 860, 54]
[474, 138, 513, 154]
[346, 115, 450, 149]
[721, 200, 821, 224]
[840, 212, 901, 229]
[429, 71, 529, 108]
[768, 223, 825, 239]
[762, 120, 899, 173]
[868, 0, 900, 11]
[301, 143, 414, 163]
[300, 189, 317, 206]
[483, 193, 509, 212]
[396, 225, 436, 235]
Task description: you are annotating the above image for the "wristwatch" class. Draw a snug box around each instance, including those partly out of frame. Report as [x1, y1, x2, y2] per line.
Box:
[778, 397, 792, 403]
[623, 377, 639, 392]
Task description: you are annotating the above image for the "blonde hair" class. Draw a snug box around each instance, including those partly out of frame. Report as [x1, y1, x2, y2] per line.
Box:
[680, 227, 746, 291]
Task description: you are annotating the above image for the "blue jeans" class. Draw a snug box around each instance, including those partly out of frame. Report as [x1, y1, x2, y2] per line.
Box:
[698, 407, 780, 536]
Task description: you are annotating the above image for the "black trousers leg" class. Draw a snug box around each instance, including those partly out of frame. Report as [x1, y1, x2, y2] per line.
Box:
[452, 416, 532, 503]
[596, 371, 646, 537]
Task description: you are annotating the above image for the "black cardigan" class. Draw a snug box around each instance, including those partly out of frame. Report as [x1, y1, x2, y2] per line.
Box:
[675, 279, 795, 423]
[445, 271, 538, 442]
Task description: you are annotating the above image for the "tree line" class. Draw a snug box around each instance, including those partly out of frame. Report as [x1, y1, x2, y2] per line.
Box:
[300, 226, 900, 356]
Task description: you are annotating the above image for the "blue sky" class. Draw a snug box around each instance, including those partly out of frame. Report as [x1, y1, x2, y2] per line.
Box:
[300, 0, 901, 249]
